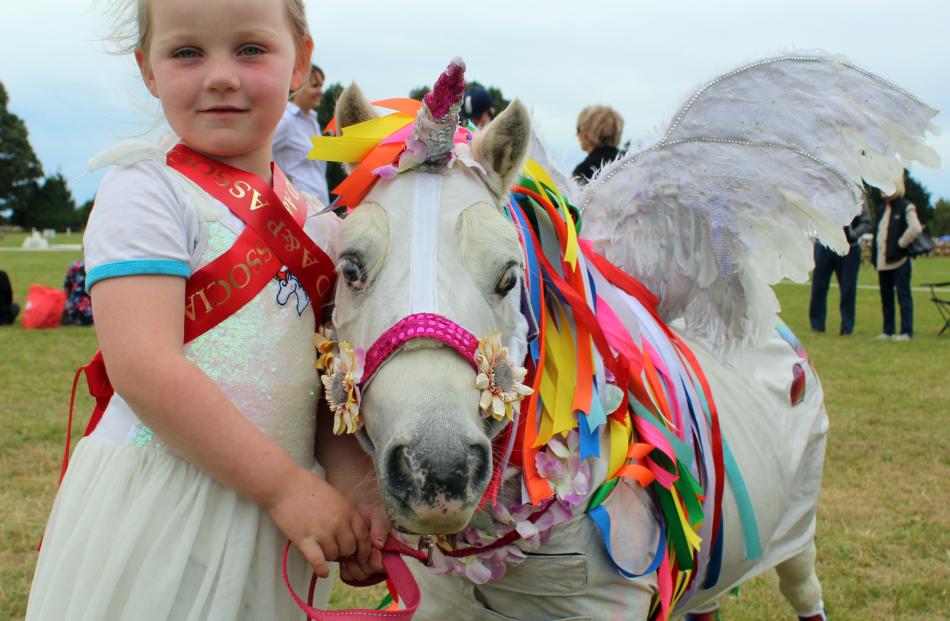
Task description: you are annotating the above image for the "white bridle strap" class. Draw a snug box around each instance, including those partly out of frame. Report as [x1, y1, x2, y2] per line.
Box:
[410, 173, 442, 314]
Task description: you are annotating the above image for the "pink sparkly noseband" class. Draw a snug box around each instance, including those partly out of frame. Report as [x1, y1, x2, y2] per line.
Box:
[361, 313, 479, 387]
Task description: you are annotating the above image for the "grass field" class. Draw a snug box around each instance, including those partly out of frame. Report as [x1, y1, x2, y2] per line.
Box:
[0, 232, 84, 249]
[1, 239, 947, 620]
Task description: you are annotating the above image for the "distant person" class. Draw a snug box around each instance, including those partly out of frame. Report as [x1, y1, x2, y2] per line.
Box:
[61, 260, 93, 326]
[273, 64, 330, 206]
[0, 270, 19, 325]
[809, 201, 872, 335]
[872, 178, 923, 340]
[573, 105, 624, 184]
[461, 87, 495, 129]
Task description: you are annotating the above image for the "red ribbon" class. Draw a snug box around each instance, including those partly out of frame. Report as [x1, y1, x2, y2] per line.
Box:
[167, 144, 336, 313]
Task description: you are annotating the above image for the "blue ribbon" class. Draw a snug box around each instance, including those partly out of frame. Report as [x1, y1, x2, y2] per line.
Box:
[589, 505, 666, 579]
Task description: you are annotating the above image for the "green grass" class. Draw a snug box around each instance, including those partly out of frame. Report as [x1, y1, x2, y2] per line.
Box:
[1, 251, 948, 620]
[0, 232, 84, 249]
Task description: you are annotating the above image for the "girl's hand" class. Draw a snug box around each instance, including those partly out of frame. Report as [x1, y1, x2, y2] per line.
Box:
[339, 485, 390, 582]
[315, 404, 390, 582]
[264, 465, 366, 578]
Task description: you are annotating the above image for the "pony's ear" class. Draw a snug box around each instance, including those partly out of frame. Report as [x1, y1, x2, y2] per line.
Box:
[334, 83, 378, 173]
[472, 99, 531, 199]
[335, 82, 377, 132]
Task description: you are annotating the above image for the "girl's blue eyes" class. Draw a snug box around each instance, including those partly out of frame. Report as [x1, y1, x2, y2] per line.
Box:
[172, 46, 265, 59]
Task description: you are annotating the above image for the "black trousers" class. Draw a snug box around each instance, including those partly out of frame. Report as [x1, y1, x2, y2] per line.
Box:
[0, 302, 19, 325]
[809, 243, 862, 334]
[878, 260, 913, 337]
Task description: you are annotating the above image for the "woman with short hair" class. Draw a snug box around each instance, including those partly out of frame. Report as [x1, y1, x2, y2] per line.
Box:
[573, 105, 624, 184]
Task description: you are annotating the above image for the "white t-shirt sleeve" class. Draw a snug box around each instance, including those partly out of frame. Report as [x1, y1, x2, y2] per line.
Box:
[271, 110, 293, 168]
[84, 160, 200, 290]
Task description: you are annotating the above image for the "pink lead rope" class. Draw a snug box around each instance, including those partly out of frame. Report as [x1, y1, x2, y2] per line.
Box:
[282, 536, 426, 620]
[281, 501, 559, 619]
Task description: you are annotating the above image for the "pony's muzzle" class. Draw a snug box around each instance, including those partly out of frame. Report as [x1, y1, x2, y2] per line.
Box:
[380, 431, 491, 534]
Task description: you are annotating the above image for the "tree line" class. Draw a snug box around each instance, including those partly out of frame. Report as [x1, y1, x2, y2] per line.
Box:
[3, 77, 949, 237]
[0, 81, 89, 231]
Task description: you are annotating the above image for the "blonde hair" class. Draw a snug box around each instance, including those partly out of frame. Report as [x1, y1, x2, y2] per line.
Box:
[889, 173, 906, 199]
[577, 105, 624, 149]
[106, 0, 311, 55]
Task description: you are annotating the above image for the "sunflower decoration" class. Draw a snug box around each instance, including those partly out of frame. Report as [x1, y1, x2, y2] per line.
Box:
[475, 331, 534, 421]
[313, 326, 365, 435]
[313, 324, 337, 372]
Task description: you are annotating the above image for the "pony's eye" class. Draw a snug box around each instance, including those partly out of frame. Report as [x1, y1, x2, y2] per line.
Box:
[495, 264, 519, 296]
[340, 255, 366, 291]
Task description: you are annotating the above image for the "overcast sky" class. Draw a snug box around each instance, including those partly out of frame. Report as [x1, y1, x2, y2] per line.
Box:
[2, 0, 947, 206]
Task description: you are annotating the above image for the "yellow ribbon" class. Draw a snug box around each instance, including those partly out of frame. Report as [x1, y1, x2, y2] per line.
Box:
[523, 158, 578, 270]
[607, 417, 631, 478]
[308, 113, 414, 163]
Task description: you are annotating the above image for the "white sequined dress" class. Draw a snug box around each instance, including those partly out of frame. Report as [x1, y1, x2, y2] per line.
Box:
[27, 140, 338, 621]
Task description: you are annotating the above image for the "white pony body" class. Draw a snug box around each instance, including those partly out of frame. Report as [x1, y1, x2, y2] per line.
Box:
[328, 101, 826, 620]
[320, 53, 937, 620]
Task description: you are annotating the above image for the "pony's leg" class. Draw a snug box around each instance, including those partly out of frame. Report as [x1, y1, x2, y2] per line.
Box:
[775, 540, 828, 620]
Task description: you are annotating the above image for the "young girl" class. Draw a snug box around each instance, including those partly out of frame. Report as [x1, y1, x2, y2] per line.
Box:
[27, 0, 386, 618]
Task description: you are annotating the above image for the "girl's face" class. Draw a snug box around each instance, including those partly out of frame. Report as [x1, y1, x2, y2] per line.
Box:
[137, 0, 310, 175]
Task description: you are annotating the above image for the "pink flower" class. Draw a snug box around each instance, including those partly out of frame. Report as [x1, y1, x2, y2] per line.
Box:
[534, 431, 591, 507]
[421, 436, 588, 585]
[428, 544, 526, 585]
[372, 164, 399, 179]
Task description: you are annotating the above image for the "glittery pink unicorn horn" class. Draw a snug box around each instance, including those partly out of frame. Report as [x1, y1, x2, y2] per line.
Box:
[413, 57, 466, 170]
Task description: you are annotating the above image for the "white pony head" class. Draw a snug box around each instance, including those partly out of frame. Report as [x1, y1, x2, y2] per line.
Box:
[329, 61, 532, 534]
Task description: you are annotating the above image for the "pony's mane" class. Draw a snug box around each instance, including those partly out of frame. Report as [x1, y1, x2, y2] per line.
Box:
[490, 172, 760, 618]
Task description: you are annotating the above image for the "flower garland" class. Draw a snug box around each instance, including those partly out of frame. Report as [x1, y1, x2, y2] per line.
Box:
[425, 430, 588, 584]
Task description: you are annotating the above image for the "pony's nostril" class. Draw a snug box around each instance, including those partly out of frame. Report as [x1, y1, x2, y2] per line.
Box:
[469, 443, 490, 486]
[385, 444, 415, 492]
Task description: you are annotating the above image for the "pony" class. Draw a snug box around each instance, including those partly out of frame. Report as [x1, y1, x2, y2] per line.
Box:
[310, 57, 937, 620]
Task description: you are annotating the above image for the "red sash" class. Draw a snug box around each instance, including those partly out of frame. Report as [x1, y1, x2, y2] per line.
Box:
[166, 144, 336, 337]
[62, 145, 337, 481]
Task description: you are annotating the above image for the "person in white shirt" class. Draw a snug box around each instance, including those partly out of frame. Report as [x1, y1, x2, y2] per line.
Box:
[273, 65, 330, 206]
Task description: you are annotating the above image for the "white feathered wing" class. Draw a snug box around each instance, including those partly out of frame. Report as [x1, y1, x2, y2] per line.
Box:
[577, 51, 939, 352]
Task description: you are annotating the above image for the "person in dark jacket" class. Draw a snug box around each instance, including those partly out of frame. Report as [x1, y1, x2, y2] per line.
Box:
[809, 201, 872, 335]
[461, 87, 495, 129]
[0, 270, 19, 325]
[573, 105, 624, 184]
[871, 178, 923, 340]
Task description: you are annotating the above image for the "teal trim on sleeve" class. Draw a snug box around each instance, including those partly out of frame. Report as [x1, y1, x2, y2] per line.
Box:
[86, 259, 190, 291]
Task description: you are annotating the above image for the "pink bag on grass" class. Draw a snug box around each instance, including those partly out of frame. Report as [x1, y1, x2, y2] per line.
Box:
[23, 284, 66, 329]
